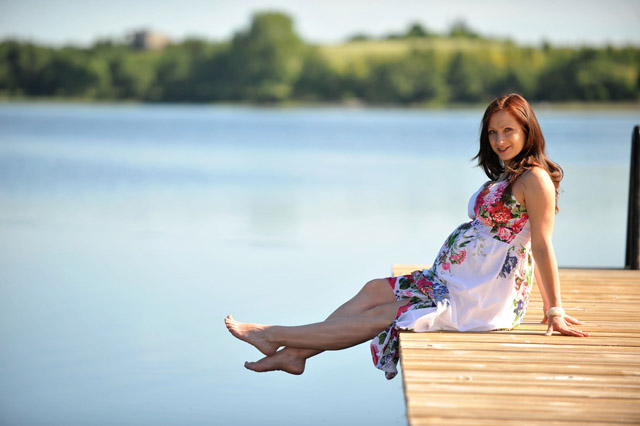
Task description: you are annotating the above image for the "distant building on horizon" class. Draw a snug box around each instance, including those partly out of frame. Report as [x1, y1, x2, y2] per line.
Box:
[129, 30, 170, 50]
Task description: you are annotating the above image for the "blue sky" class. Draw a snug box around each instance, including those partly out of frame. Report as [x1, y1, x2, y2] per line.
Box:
[1, 0, 639, 46]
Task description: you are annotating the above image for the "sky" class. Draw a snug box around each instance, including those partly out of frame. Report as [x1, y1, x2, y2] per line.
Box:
[0, 0, 639, 47]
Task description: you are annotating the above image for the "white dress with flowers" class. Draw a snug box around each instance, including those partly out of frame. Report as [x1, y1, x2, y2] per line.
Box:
[371, 180, 534, 379]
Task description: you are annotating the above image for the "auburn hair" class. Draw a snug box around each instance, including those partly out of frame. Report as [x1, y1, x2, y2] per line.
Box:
[474, 93, 563, 209]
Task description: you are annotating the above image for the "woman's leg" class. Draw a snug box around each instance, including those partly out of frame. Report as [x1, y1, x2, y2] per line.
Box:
[225, 278, 400, 373]
[226, 299, 405, 352]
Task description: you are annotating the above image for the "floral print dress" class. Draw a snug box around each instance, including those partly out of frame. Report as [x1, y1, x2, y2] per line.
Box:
[371, 180, 534, 379]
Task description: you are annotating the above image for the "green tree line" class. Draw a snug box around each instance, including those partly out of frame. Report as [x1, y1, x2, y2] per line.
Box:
[1, 12, 639, 105]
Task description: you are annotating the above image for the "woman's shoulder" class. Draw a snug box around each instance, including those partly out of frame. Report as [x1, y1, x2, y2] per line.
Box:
[518, 166, 554, 189]
[513, 166, 555, 205]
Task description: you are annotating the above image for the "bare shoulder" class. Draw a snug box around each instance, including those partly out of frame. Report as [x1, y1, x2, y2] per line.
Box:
[520, 167, 554, 190]
[513, 167, 555, 207]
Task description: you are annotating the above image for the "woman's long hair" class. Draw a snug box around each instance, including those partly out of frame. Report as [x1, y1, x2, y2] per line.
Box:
[474, 93, 563, 209]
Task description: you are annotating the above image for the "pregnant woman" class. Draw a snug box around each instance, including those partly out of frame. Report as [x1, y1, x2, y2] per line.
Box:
[225, 93, 589, 380]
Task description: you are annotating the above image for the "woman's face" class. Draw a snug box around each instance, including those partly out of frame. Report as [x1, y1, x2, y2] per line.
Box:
[487, 109, 526, 167]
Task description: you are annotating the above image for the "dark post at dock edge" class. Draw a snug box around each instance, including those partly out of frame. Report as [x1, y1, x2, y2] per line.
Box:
[626, 125, 640, 270]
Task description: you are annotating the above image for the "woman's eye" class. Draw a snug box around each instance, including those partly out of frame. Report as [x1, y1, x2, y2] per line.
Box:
[488, 130, 496, 135]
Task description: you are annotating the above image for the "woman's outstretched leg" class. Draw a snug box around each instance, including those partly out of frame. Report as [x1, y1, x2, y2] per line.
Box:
[225, 298, 405, 355]
[225, 278, 398, 373]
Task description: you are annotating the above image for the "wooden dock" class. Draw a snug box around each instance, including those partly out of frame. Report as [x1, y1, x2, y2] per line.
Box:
[392, 265, 640, 425]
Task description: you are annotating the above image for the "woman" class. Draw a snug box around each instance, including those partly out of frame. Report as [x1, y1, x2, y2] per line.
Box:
[225, 94, 589, 380]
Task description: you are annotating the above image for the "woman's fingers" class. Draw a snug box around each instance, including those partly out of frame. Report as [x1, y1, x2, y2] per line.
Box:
[545, 322, 554, 336]
[558, 325, 590, 337]
[546, 316, 590, 337]
[564, 314, 584, 325]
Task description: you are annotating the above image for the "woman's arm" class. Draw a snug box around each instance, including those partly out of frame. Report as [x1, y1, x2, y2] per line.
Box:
[533, 263, 550, 323]
[516, 168, 589, 337]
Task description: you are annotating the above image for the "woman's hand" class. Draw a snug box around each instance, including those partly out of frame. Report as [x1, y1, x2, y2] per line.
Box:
[545, 314, 590, 337]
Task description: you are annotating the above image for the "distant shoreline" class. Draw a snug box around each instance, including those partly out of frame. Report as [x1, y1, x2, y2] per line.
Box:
[1, 96, 639, 111]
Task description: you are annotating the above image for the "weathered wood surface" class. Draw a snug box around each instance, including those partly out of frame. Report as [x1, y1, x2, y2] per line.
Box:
[392, 265, 640, 425]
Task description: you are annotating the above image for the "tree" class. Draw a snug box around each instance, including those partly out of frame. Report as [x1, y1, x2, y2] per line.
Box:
[449, 20, 480, 39]
[39, 47, 104, 97]
[490, 57, 539, 100]
[363, 51, 447, 104]
[292, 49, 343, 101]
[575, 60, 637, 101]
[405, 23, 431, 38]
[0, 41, 52, 96]
[148, 40, 226, 102]
[222, 11, 305, 102]
[105, 54, 142, 99]
[536, 48, 638, 101]
[348, 33, 372, 42]
[446, 52, 486, 102]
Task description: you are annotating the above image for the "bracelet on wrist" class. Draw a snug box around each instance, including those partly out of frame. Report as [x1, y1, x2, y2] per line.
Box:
[546, 307, 566, 318]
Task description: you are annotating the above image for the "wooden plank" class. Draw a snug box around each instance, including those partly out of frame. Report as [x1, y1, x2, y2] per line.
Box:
[404, 385, 640, 401]
[400, 348, 640, 365]
[401, 332, 640, 347]
[410, 419, 626, 426]
[402, 360, 639, 376]
[403, 370, 640, 387]
[405, 382, 640, 400]
[397, 267, 640, 426]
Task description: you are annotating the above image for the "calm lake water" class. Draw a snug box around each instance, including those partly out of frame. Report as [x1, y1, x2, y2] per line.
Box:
[0, 102, 637, 425]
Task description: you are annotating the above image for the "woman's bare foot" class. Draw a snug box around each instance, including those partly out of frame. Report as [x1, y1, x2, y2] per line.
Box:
[245, 348, 307, 375]
[224, 315, 279, 356]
